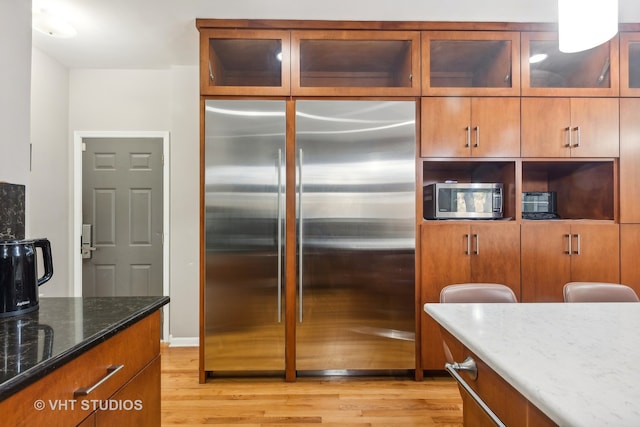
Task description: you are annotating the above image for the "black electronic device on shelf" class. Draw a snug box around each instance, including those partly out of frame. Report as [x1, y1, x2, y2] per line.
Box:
[522, 191, 559, 220]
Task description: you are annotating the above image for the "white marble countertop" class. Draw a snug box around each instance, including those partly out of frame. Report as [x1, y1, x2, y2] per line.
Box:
[424, 303, 640, 427]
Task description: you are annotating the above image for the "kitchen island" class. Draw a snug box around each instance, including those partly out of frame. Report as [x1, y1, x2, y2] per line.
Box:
[0, 296, 169, 426]
[424, 302, 640, 427]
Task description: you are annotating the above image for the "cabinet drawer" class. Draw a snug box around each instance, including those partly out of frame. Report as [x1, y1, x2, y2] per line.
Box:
[0, 311, 160, 427]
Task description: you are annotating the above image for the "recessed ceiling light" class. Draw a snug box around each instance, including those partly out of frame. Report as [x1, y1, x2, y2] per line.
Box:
[529, 53, 548, 64]
[32, 9, 77, 38]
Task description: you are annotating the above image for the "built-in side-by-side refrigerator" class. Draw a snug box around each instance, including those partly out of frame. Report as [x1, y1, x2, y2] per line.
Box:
[204, 99, 415, 375]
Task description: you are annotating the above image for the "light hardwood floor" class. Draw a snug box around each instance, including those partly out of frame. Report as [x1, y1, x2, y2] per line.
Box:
[161, 346, 463, 426]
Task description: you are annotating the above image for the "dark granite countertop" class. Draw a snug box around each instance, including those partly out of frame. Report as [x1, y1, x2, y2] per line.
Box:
[0, 296, 169, 402]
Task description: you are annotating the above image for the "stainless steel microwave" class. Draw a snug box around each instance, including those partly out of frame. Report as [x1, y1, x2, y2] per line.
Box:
[424, 182, 504, 219]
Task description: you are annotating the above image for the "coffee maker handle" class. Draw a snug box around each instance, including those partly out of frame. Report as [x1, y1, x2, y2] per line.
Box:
[34, 239, 54, 286]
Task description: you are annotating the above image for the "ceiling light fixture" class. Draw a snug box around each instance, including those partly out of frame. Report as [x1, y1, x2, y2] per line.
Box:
[558, 0, 618, 53]
[32, 9, 77, 38]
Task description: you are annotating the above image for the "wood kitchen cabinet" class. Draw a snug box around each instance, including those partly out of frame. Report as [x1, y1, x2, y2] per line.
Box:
[521, 32, 619, 97]
[421, 31, 520, 96]
[521, 222, 620, 302]
[621, 224, 640, 297]
[421, 97, 520, 157]
[0, 311, 161, 426]
[620, 98, 640, 223]
[521, 97, 619, 158]
[199, 29, 291, 96]
[620, 32, 640, 97]
[420, 222, 520, 370]
[291, 30, 421, 96]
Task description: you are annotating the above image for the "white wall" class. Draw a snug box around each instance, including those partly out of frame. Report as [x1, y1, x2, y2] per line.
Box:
[66, 67, 200, 341]
[0, 0, 31, 188]
[30, 48, 70, 296]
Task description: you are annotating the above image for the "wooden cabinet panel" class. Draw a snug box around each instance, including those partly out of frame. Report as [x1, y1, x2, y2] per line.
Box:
[469, 222, 520, 299]
[421, 222, 520, 369]
[471, 98, 520, 157]
[291, 30, 421, 96]
[422, 31, 521, 96]
[199, 29, 291, 96]
[569, 98, 619, 157]
[569, 223, 620, 283]
[620, 98, 640, 222]
[522, 98, 619, 158]
[521, 98, 570, 158]
[521, 222, 619, 302]
[521, 222, 571, 301]
[621, 224, 640, 297]
[421, 97, 470, 157]
[95, 357, 160, 426]
[421, 97, 520, 158]
[620, 32, 640, 97]
[521, 32, 619, 97]
[0, 312, 161, 427]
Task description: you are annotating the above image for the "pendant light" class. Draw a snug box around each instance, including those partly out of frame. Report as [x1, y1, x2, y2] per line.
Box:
[558, 0, 618, 53]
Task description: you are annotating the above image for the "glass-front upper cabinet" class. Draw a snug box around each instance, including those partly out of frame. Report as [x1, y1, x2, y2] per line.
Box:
[621, 32, 640, 96]
[291, 30, 421, 96]
[521, 32, 619, 96]
[199, 29, 291, 96]
[421, 31, 521, 96]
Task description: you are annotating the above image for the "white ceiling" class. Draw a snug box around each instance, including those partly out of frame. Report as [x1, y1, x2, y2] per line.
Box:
[31, 0, 640, 69]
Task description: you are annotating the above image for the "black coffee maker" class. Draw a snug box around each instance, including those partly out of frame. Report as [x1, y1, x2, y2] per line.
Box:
[0, 239, 53, 317]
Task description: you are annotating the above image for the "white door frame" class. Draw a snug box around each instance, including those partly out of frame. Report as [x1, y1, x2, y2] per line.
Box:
[72, 131, 170, 340]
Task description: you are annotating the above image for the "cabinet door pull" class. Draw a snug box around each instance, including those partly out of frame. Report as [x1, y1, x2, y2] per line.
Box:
[74, 364, 124, 398]
[465, 126, 471, 148]
[573, 233, 581, 255]
[473, 233, 479, 255]
[573, 126, 581, 147]
[465, 233, 470, 255]
[565, 126, 572, 148]
[565, 234, 572, 255]
[474, 126, 480, 148]
[446, 357, 506, 427]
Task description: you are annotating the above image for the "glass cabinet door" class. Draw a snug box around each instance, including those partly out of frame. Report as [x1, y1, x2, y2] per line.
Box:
[621, 32, 640, 96]
[422, 31, 521, 96]
[199, 29, 291, 96]
[521, 32, 619, 96]
[291, 30, 421, 96]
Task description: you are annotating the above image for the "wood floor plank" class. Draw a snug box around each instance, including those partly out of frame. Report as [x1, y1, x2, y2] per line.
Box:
[161, 346, 463, 426]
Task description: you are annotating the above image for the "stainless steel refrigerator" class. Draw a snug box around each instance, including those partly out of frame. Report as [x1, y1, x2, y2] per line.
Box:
[204, 99, 415, 374]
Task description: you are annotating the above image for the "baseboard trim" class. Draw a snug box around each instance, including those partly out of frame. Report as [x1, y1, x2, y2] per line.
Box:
[168, 336, 199, 347]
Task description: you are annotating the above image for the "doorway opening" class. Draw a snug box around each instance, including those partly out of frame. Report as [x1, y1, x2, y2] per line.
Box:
[73, 131, 170, 339]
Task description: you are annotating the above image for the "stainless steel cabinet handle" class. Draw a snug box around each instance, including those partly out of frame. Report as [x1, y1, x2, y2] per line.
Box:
[465, 233, 471, 255]
[565, 126, 572, 148]
[573, 233, 581, 255]
[474, 126, 480, 148]
[74, 364, 124, 397]
[465, 126, 471, 148]
[565, 233, 572, 255]
[277, 149, 283, 323]
[297, 148, 304, 323]
[473, 233, 479, 255]
[573, 126, 581, 147]
[445, 357, 506, 427]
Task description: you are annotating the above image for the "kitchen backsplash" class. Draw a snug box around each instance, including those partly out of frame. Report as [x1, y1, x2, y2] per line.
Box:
[0, 183, 25, 240]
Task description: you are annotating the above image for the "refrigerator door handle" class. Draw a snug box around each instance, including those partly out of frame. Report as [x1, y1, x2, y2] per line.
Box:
[298, 148, 304, 323]
[277, 149, 283, 323]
